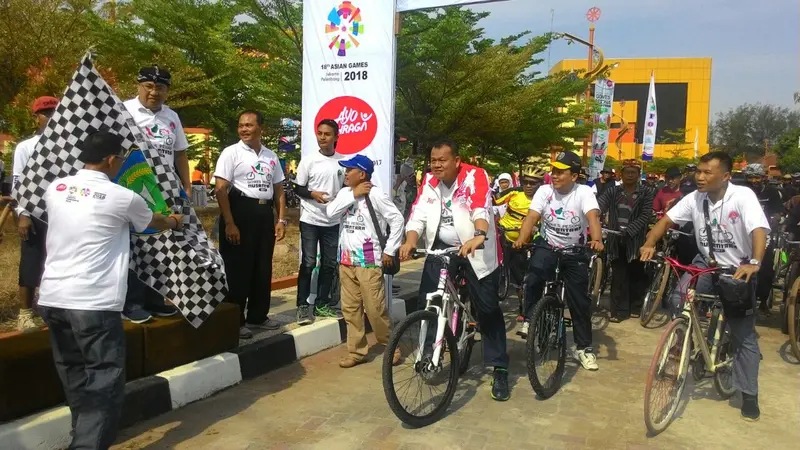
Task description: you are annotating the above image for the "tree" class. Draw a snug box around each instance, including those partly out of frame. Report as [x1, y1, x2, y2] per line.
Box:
[660, 128, 694, 158]
[642, 157, 694, 175]
[776, 128, 800, 173]
[709, 103, 800, 157]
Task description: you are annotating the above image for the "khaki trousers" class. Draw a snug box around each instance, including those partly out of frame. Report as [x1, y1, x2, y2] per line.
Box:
[339, 265, 392, 360]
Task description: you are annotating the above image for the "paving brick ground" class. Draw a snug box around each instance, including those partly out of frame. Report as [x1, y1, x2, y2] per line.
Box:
[113, 294, 800, 449]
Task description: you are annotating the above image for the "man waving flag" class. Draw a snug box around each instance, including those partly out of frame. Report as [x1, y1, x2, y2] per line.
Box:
[13, 52, 227, 328]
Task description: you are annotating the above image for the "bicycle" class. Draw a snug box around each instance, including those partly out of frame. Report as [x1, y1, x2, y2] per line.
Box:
[780, 238, 800, 336]
[525, 243, 588, 399]
[382, 248, 478, 427]
[588, 228, 620, 328]
[643, 257, 736, 435]
[639, 228, 692, 327]
[497, 226, 529, 320]
[782, 238, 800, 361]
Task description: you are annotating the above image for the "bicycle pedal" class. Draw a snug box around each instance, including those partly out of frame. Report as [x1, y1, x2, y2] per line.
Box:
[563, 318, 573, 328]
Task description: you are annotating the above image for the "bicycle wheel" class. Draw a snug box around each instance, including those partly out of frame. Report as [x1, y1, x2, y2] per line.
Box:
[644, 316, 691, 435]
[456, 298, 476, 376]
[589, 256, 604, 307]
[640, 263, 670, 327]
[498, 263, 510, 300]
[712, 327, 736, 399]
[788, 278, 800, 362]
[526, 294, 566, 399]
[782, 262, 800, 335]
[599, 262, 611, 297]
[382, 310, 459, 428]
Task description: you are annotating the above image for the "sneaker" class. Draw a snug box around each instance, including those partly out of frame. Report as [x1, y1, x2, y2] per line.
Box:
[314, 304, 338, 318]
[122, 308, 153, 324]
[147, 302, 179, 317]
[491, 368, 510, 401]
[574, 347, 599, 371]
[741, 393, 760, 421]
[249, 318, 281, 331]
[296, 305, 313, 325]
[17, 309, 37, 332]
[239, 326, 253, 339]
[517, 321, 529, 339]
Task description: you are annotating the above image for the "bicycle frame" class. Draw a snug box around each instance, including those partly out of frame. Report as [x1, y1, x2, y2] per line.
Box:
[661, 258, 732, 377]
[415, 250, 476, 369]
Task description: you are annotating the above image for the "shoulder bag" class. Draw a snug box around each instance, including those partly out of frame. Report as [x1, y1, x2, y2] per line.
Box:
[365, 195, 401, 276]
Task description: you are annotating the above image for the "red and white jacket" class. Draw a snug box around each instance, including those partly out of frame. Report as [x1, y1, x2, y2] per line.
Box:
[406, 163, 500, 280]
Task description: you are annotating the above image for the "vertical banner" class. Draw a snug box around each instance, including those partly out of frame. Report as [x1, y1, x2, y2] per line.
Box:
[588, 78, 615, 180]
[693, 126, 699, 159]
[301, 0, 395, 190]
[641, 71, 657, 161]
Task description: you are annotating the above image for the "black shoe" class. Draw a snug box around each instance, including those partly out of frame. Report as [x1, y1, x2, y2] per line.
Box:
[296, 305, 313, 325]
[147, 302, 179, 317]
[741, 393, 760, 421]
[491, 368, 510, 401]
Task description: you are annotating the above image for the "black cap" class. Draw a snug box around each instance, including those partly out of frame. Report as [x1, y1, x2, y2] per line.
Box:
[665, 167, 681, 179]
[77, 130, 125, 163]
[137, 65, 171, 86]
[551, 151, 582, 173]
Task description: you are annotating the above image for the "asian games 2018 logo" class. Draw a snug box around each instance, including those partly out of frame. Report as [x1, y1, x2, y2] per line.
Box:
[325, 1, 364, 57]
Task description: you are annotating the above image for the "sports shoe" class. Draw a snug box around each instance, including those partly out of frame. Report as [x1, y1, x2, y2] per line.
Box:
[517, 321, 529, 339]
[741, 393, 760, 421]
[147, 302, 179, 317]
[574, 347, 599, 371]
[314, 304, 338, 318]
[249, 318, 281, 331]
[491, 368, 510, 401]
[239, 326, 253, 339]
[122, 308, 153, 324]
[296, 305, 313, 325]
[17, 308, 37, 332]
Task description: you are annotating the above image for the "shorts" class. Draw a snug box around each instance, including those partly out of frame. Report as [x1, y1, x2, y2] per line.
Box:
[19, 218, 47, 288]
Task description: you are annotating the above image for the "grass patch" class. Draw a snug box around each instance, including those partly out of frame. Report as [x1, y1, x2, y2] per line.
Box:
[0, 205, 301, 327]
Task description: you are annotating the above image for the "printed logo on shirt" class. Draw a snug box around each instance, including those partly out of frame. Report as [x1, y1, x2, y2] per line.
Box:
[56, 184, 67, 192]
[698, 220, 738, 251]
[145, 123, 176, 159]
[245, 162, 273, 192]
[343, 205, 367, 233]
[65, 185, 79, 203]
[93, 192, 106, 200]
[728, 210, 740, 225]
[80, 188, 91, 197]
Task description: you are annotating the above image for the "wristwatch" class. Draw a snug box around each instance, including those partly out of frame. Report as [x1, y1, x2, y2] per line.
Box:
[748, 259, 760, 266]
[474, 230, 487, 238]
[278, 219, 288, 226]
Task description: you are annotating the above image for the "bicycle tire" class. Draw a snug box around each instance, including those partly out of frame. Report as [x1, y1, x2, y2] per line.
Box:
[382, 310, 459, 428]
[589, 257, 604, 307]
[456, 298, 476, 376]
[526, 294, 566, 399]
[712, 326, 736, 399]
[599, 262, 611, 297]
[782, 262, 800, 335]
[788, 277, 800, 362]
[498, 263, 510, 300]
[644, 317, 691, 435]
[640, 263, 670, 327]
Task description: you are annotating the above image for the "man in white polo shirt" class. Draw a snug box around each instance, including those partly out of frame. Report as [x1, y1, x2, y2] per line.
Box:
[122, 65, 190, 322]
[642, 151, 769, 422]
[38, 130, 183, 449]
[214, 110, 287, 339]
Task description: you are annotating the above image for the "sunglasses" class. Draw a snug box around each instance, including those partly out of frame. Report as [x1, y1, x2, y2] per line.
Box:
[522, 180, 541, 186]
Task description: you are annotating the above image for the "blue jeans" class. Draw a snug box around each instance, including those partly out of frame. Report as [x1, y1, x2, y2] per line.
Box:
[296, 222, 340, 308]
[39, 306, 126, 450]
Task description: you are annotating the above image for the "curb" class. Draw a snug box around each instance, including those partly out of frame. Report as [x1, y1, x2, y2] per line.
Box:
[270, 275, 298, 291]
[0, 296, 413, 450]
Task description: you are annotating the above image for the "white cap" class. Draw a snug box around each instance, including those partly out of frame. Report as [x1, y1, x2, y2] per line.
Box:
[497, 173, 512, 182]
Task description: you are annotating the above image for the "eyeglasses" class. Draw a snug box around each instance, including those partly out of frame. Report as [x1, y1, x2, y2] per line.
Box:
[139, 82, 168, 93]
[522, 180, 540, 186]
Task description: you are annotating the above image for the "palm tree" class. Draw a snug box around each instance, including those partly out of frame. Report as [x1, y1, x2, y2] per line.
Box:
[795, 91, 800, 104]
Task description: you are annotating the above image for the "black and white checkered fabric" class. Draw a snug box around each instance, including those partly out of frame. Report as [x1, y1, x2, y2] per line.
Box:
[14, 53, 227, 328]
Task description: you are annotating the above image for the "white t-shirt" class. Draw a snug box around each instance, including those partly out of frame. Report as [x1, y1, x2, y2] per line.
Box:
[38, 170, 154, 312]
[326, 185, 405, 268]
[12, 134, 38, 217]
[296, 151, 344, 227]
[437, 181, 461, 246]
[124, 98, 189, 168]
[530, 184, 599, 248]
[667, 183, 771, 268]
[213, 141, 285, 199]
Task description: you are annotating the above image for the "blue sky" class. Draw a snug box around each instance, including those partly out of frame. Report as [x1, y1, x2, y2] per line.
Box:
[469, 0, 799, 117]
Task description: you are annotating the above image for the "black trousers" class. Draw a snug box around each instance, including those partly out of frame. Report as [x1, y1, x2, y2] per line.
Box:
[503, 238, 527, 287]
[609, 242, 647, 317]
[19, 217, 47, 288]
[524, 243, 593, 350]
[219, 195, 276, 326]
[39, 307, 125, 450]
[296, 222, 340, 308]
[417, 255, 509, 369]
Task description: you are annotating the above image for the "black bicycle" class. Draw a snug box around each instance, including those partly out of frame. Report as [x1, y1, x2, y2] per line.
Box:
[497, 226, 529, 321]
[525, 243, 587, 399]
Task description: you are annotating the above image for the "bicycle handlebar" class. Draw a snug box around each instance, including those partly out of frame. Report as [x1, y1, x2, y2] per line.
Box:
[666, 228, 693, 237]
[413, 247, 461, 257]
[602, 228, 624, 236]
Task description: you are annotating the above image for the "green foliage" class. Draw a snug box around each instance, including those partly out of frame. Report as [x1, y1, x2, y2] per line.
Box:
[642, 157, 694, 175]
[776, 128, 800, 173]
[710, 103, 800, 157]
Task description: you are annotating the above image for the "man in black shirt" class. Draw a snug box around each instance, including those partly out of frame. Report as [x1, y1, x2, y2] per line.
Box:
[781, 174, 797, 201]
[679, 164, 698, 195]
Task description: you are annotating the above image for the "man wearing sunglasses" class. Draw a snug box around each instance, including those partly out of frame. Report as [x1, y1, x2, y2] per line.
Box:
[12, 96, 58, 331]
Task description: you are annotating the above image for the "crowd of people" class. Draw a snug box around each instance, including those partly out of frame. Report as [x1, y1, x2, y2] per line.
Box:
[4, 64, 796, 447]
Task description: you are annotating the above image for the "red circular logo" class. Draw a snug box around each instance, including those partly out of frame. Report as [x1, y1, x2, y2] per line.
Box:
[314, 96, 377, 155]
[56, 183, 67, 191]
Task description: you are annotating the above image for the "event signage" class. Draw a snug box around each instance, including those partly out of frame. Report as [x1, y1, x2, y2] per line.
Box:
[588, 78, 615, 180]
[641, 71, 657, 161]
[301, 0, 395, 189]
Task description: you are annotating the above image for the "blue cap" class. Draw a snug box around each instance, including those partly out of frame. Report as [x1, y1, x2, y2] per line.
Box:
[338, 154, 374, 175]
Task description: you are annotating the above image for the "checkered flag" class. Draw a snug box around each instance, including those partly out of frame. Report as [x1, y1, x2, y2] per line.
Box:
[14, 53, 227, 328]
